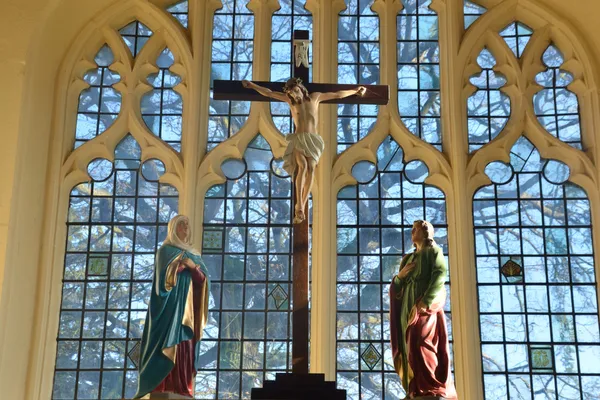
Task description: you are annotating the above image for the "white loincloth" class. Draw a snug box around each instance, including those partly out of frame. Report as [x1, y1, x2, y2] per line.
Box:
[282, 132, 325, 177]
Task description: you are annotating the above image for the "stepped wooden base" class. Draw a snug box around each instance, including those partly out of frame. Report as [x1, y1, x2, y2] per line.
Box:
[251, 373, 346, 400]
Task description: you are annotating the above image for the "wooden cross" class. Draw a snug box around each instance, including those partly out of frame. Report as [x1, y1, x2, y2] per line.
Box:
[213, 30, 389, 375]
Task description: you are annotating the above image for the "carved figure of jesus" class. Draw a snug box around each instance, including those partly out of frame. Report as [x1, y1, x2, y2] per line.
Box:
[242, 77, 366, 223]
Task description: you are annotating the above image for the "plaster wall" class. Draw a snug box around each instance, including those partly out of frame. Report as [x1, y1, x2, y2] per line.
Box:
[0, 1, 114, 398]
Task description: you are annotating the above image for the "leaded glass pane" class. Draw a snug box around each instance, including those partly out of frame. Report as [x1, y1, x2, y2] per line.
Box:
[201, 135, 294, 398]
[336, 137, 452, 400]
[397, 0, 442, 149]
[75, 45, 121, 148]
[499, 22, 532, 59]
[52, 135, 178, 399]
[271, 0, 312, 135]
[464, 0, 486, 30]
[119, 21, 152, 58]
[167, 1, 189, 28]
[141, 48, 183, 152]
[533, 45, 583, 149]
[208, 0, 254, 151]
[474, 137, 600, 399]
[337, 0, 379, 153]
[467, 49, 510, 152]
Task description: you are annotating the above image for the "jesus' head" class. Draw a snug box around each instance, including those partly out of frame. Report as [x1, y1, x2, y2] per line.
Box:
[283, 77, 310, 104]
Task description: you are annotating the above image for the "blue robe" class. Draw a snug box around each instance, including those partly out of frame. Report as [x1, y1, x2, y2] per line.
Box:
[134, 244, 210, 399]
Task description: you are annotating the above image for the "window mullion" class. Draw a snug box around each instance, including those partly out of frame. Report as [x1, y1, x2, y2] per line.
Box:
[438, 0, 485, 398]
[307, 0, 346, 380]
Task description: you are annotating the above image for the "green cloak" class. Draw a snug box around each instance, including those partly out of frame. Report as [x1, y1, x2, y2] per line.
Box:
[390, 245, 447, 391]
[134, 244, 210, 399]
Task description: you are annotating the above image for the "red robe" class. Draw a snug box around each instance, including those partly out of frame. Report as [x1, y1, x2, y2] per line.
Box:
[389, 247, 457, 399]
[152, 265, 206, 398]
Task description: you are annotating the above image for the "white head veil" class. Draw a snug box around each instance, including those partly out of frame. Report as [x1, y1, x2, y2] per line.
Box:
[162, 215, 201, 255]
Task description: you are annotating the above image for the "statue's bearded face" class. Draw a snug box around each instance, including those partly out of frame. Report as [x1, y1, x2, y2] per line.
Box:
[289, 85, 304, 102]
[176, 219, 190, 241]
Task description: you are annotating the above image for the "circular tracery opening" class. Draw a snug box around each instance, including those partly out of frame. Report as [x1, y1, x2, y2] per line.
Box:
[87, 158, 114, 181]
[141, 159, 166, 182]
[221, 159, 247, 180]
[351, 161, 377, 184]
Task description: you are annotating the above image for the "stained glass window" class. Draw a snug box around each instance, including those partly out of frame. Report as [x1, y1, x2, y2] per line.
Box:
[336, 137, 451, 399]
[270, 0, 312, 135]
[474, 137, 600, 399]
[467, 48, 510, 152]
[167, 1, 189, 28]
[200, 135, 294, 399]
[50, 1, 600, 399]
[74, 45, 121, 149]
[397, 0, 442, 149]
[119, 21, 152, 58]
[337, 0, 380, 153]
[52, 135, 178, 399]
[207, 0, 254, 151]
[534, 45, 583, 149]
[141, 48, 184, 152]
[464, 0, 486, 30]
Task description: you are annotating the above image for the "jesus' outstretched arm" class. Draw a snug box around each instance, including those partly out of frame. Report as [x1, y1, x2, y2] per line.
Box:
[242, 80, 288, 102]
[315, 86, 366, 102]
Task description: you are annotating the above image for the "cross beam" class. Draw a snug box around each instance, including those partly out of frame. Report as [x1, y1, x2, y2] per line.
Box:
[213, 30, 389, 375]
[213, 80, 389, 104]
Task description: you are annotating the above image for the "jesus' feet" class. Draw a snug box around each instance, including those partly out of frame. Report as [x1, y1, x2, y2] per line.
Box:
[293, 209, 305, 224]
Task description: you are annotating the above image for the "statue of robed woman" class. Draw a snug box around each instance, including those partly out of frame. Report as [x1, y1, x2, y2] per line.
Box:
[134, 215, 210, 399]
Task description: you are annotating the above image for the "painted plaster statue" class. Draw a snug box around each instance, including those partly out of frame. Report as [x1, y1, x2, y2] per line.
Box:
[242, 78, 366, 224]
[135, 215, 210, 399]
[390, 220, 457, 399]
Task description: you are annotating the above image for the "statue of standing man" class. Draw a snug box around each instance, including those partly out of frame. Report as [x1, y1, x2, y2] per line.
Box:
[243, 78, 366, 223]
[390, 220, 457, 399]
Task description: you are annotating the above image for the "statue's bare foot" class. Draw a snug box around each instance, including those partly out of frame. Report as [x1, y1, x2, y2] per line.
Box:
[293, 209, 305, 224]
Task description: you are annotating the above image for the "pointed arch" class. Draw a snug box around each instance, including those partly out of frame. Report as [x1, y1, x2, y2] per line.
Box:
[461, 0, 599, 157]
[52, 134, 179, 399]
[472, 136, 600, 399]
[335, 135, 452, 399]
[333, 115, 452, 197]
[198, 133, 296, 397]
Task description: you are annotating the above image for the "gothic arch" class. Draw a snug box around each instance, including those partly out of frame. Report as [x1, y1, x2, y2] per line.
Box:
[461, 0, 600, 157]
[332, 114, 452, 195]
[23, 1, 193, 398]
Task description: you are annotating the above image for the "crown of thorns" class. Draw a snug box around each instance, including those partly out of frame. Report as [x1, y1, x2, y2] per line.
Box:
[283, 77, 303, 92]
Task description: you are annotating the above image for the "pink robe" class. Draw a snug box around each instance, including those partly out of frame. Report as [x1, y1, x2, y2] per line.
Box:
[406, 302, 456, 398]
[389, 246, 457, 399]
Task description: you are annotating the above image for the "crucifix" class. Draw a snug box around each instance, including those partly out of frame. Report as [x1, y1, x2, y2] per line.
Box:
[214, 30, 388, 375]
